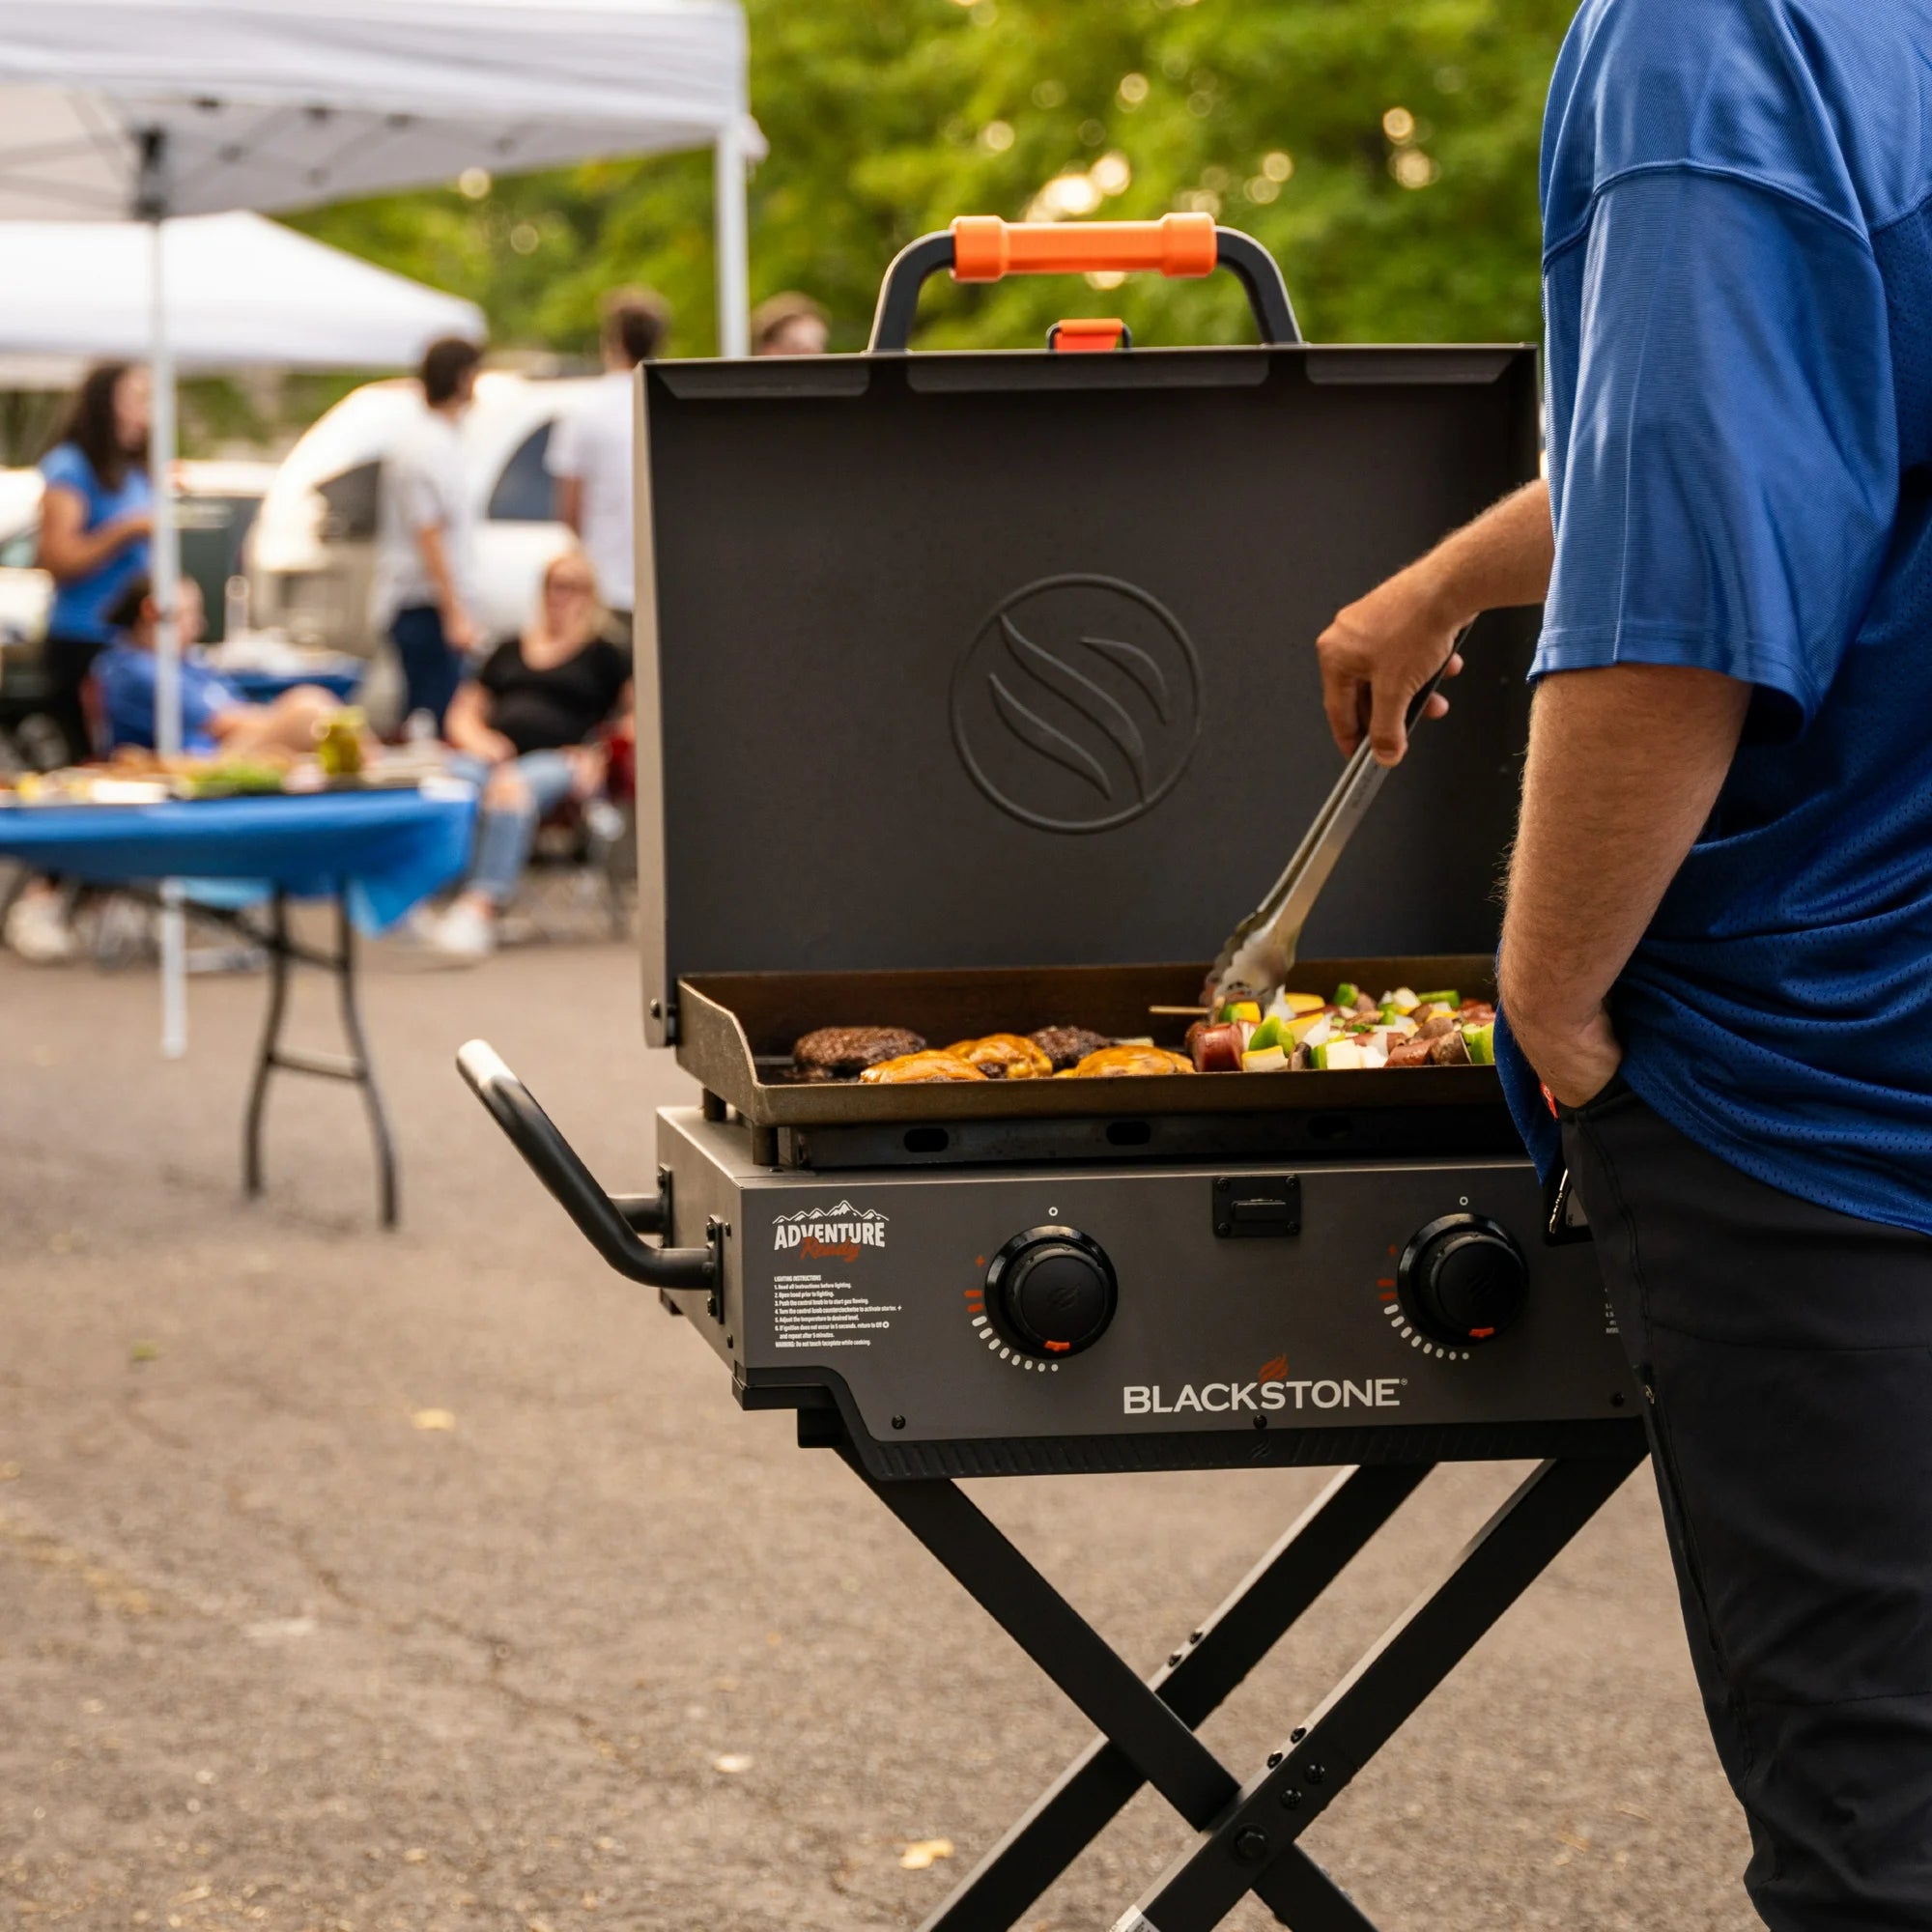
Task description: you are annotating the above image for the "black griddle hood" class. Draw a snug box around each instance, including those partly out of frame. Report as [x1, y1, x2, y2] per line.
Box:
[631, 341, 1542, 1051]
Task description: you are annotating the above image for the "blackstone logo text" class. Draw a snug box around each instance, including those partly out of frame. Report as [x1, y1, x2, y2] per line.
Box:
[772, 1201, 889, 1261]
[1122, 1378, 1403, 1415]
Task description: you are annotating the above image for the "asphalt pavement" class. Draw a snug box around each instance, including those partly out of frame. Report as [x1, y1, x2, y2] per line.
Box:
[0, 930, 1758, 1930]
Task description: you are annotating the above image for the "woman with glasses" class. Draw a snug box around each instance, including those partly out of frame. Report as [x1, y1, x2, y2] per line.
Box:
[423, 550, 631, 961]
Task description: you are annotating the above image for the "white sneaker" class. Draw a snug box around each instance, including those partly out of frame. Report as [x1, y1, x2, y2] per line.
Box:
[427, 899, 497, 963]
[4, 889, 75, 964]
[398, 903, 444, 947]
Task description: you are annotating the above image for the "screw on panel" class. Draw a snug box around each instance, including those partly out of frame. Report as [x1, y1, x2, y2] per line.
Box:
[1304, 1763, 1325, 1786]
[1279, 1788, 1302, 1811]
[1168, 1652, 1184, 1667]
[1189, 1630, 1204, 1643]
[1290, 1727, 1306, 1744]
[1233, 1829, 1269, 1863]
[891, 1415, 906, 1431]
[1266, 1751, 1283, 1769]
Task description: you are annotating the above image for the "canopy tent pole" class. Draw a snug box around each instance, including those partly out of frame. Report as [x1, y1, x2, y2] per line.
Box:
[141, 131, 188, 1057]
[714, 122, 749, 356]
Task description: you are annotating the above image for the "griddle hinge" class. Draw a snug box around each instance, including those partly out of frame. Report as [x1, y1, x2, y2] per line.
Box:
[648, 989, 678, 1045]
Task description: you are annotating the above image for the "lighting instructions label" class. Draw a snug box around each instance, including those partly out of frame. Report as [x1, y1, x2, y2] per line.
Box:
[772, 1274, 901, 1350]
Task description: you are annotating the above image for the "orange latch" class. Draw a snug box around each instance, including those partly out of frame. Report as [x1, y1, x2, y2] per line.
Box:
[1047, 318, 1130, 354]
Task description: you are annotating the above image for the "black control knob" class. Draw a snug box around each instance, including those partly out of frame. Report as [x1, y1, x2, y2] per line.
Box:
[984, 1226, 1117, 1361]
[1397, 1214, 1528, 1349]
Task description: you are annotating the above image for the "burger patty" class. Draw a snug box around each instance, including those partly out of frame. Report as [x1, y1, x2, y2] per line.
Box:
[793, 1025, 927, 1076]
[1029, 1024, 1113, 1071]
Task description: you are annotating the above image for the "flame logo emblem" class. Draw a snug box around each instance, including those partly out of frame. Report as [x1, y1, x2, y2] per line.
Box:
[952, 575, 1203, 834]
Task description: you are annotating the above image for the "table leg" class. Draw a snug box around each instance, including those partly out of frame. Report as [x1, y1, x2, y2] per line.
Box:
[240, 888, 399, 1229]
[332, 893, 399, 1229]
[242, 892, 291, 1202]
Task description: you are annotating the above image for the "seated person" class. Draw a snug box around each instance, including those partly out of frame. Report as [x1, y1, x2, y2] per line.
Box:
[1, 579, 347, 966]
[423, 549, 630, 961]
[97, 577, 341, 757]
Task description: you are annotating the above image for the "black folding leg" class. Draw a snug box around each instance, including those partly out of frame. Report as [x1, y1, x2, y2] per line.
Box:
[851, 1458, 1239, 1829]
[849, 1435, 1644, 1932]
[1118, 1444, 1648, 1932]
[915, 1463, 1429, 1932]
[242, 888, 399, 1227]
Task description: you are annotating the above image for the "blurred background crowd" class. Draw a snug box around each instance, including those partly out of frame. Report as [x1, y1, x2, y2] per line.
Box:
[0, 0, 1571, 972]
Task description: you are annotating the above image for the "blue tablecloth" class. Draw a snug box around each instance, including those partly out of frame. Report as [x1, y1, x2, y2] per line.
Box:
[222, 666, 364, 704]
[0, 786, 476, 931]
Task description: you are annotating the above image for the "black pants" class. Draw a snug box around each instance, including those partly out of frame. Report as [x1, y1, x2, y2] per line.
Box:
[39, 632, 106, 764]
[1564, 1086, 1932, 1928]
[388, 604, 464, 733]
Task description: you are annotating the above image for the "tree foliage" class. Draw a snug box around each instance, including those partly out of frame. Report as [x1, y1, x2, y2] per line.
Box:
[290, 0, 1576, 360]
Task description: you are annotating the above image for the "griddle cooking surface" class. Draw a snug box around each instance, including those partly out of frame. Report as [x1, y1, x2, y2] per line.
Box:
[676, 956, 1502, 1130]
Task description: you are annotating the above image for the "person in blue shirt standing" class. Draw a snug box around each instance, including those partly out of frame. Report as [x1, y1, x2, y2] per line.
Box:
[3, 362, 155, 963]
[1320, 2, 1932, 1921]
[36, 361, 155, 757]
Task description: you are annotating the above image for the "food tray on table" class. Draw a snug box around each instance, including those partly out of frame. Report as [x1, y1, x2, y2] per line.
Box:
[0, 754, 459, 806]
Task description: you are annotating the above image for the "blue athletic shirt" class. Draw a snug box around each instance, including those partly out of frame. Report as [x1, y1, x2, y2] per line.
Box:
[1497, 0, 1932, 1233]
[38, 441, 152, 645]
[96, 643, 239, 755]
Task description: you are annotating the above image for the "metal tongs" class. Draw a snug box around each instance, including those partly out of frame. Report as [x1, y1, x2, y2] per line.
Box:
[1208, 646, 1463, 1006]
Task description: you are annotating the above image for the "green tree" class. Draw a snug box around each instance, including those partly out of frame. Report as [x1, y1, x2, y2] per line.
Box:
[292, 0, 1576, 358]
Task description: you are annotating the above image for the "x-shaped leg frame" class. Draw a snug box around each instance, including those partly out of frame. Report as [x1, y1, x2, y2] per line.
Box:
[843, 1432, 1646, 1931]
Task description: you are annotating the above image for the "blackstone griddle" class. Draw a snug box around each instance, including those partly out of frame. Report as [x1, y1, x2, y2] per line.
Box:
[460, 214, 1644, 1932]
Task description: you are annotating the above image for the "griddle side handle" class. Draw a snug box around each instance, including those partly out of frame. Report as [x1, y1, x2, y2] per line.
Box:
[867, 224, 1299, 351]
[456, 1040, 717, 1291]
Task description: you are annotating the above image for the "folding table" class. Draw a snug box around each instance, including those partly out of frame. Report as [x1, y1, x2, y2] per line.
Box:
[0, 785, 473, 1225]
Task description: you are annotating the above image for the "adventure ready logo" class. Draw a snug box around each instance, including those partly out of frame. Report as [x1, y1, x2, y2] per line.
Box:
[1122, 1353, 1404, 1416]
[772, 1202, 889, 1261]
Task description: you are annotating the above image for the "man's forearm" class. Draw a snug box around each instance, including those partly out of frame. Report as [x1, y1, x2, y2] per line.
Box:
[415, 526, 464, 615]
[1500, 663, 1749, 1098]
[1318, 479, 1554, 763]
[1409, 479, 1553, 625]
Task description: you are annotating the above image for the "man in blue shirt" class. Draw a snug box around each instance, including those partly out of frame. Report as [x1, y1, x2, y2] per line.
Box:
[96, 578, 341, 760]
[1320, 1, 1932, 1921]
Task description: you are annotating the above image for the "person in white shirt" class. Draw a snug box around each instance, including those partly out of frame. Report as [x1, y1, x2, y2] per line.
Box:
[369, 335, 482, 731]
[545, 289, 668, 646]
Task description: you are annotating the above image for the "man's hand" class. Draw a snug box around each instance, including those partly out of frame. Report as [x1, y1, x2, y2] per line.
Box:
[1508, 1004, 1624, 1111]
[1317, 570, 1464, 765]
[1315, 479, 1556, 765]
[442, 603, 480, 654]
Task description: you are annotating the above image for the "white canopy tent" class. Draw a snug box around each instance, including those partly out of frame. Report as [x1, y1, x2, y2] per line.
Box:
[0, 212, 483, 371]
[0, 0, 758, 1053]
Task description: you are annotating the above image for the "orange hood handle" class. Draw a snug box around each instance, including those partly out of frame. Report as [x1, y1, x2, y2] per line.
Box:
[867, 215, 1298, 352]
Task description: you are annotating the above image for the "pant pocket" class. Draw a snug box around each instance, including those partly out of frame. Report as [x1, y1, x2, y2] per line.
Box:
[1555, 1069, 1634, 1126]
